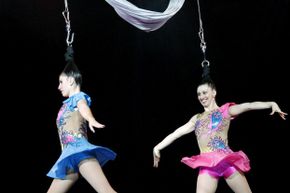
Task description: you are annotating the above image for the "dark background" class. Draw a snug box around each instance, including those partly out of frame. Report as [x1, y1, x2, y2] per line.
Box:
[1, 0, 289, 192]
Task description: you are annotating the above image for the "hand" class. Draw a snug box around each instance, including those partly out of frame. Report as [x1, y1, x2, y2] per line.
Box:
[270, 103, 287, 120]
[89, 119, 105, 133]
[153, 147, 160, 168]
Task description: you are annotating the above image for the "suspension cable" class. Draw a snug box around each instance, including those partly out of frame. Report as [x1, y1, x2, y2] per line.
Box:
[62, 0, 74, 47]
[62, 0, 75, 62]
[196, 0, 209, 67]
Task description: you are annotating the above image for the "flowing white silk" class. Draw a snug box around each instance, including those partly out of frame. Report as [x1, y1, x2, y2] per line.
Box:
[104, 0, 185, 32]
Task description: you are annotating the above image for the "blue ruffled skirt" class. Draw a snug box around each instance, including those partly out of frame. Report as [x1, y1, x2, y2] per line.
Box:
[47, 137, 117, 179]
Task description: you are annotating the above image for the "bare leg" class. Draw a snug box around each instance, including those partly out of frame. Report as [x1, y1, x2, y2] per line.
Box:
[79, 158, 117, 193]
[47, 173, 79, 193]
[225, 171, 252, 193]
[196, 173, 218, 193]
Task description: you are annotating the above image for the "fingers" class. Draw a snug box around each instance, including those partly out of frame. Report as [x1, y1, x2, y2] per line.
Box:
[153, 148, 160, 168]
[279, 112, 288, 120]
[98, 124, 105, 128]
[153, 161, 159, 168]
[94, 123, 105, 129]
[270, 108, 288, 120]
[89, 125, 95, 133]
[153, 156, 159, 168]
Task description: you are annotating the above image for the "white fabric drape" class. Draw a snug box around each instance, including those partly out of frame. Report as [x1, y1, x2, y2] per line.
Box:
[104, 0, 185, 32]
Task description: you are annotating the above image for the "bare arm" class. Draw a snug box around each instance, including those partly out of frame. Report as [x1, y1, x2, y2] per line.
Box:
[229, 101, 287, 120]
[77, 99, 105, 133]
[153, 115, 197, 168]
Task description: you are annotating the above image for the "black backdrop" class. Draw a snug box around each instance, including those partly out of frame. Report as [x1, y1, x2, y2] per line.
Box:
[1, 0, 289, 192]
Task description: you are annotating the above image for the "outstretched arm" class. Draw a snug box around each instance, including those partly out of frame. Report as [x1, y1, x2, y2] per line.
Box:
[77, 99, 105, 133]
[229, 101, 287, 120]
[153, 115, 197, 168]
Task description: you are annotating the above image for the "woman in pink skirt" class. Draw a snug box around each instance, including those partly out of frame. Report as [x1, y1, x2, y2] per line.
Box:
[153, 64, 287, 193]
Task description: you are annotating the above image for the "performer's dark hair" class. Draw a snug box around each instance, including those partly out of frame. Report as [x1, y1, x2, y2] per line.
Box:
[198, 64, 216, 90]
[61, 46, 82, 86]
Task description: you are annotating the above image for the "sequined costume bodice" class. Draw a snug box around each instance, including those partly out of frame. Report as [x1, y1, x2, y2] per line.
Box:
[47, 91, 117, 179]
[56, 92, 91, 150]
[193, 103, 235, 153]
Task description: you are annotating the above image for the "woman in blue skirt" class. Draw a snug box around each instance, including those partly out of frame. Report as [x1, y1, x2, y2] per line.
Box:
[46, 57, 117, 193]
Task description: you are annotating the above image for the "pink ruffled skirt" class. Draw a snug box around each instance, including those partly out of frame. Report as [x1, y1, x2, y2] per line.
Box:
[181, 150, 250, 174]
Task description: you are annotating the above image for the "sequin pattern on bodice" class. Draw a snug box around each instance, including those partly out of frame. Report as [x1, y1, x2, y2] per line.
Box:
[194, 103, 235, 153]
[56, 92, 91, 149]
